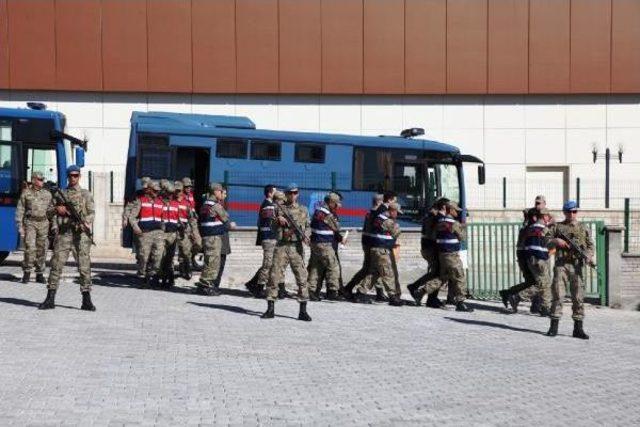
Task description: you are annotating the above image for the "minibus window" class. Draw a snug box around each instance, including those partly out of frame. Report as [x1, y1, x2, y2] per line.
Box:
[216, 138, 248, 159]
[250, 140, 281, 161]
[295, 144, 325, 163]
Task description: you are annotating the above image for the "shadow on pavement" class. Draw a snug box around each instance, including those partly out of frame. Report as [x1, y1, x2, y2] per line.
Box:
[0, 273, 21, 282]
[0, 297, 79, 310]
[465, 301, 514, 314]
[187, 301, 298, 320]
[444, 317, 546, 335]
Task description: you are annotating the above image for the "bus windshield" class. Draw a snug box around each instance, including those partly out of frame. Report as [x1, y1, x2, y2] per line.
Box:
[0, 120, 19, 195]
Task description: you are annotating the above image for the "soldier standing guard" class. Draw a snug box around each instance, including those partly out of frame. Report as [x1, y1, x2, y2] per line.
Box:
[246, 185, 279, 298]
[15, 171, 52, 284]
[197, 182, 234, 296]
[546, 200, 594, 339]
[261, 183, 312, 321]
[39, 165, 95, 311]
[435, 201, 474, 312]
[127, 181, 165, 287]
[307, 192, 345, 301]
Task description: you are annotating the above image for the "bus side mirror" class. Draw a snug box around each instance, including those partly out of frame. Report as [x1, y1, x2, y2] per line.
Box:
[478, 164, 485, 185]
[75, 147, 85, 168]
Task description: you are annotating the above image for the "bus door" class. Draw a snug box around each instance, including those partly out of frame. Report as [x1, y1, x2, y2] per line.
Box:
[392, 160, 425, 219]
[22, 142, 58, 184]
[170, 136, 212, 209]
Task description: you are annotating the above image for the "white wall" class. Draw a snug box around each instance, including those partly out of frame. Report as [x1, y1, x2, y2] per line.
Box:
[1, 91, 639, 210]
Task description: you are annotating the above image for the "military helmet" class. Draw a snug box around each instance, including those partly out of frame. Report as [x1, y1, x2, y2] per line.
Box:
[208, 182, 223, 193]
[182, 177, 193, 187]
[273, 191, 286, 202]
[31, 171, 44, 180]
[149, 180, 161, 192]
[174, 181, 184, 191]
[164, 182, 175, 193]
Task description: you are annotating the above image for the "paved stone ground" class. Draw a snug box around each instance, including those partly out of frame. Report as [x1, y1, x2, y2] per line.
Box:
[0, 262, 639, 427]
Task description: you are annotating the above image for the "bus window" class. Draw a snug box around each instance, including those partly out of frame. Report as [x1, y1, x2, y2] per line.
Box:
[0, 142, 19, 195]
[250, 140, 281, 161]
[138, 135, 172, 178]
[25, 147, 57, 183]
[216, 138, 248, 159]
[436, 164, 460, 204]
[295, 144, 325, 164]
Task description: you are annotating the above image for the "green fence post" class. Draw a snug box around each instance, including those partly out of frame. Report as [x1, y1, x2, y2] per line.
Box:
[502, 177, 507, 209]
[596, 221, 607, 306]
[109, 171, 114, 203]
[223, 170, 229, 188]
[331, 172, 337, 191]
[624, 198, 630, 253]
[576, 177, 581, 208]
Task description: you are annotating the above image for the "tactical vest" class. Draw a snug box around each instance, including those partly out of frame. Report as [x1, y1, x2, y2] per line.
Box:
[523, 223, 549, 260]
[177, 199, 190, 224]
[366, 213, 396, 249]
[310, 205, 335, 244]
[420, 214, 436, 250]
[162, 199, 180, 232]
[435, 215, 461, 253]
[138, 195, 164, 231]
[361, 210, 374, 247]
[257, 199, 276, 242]
[199, 199, 226, 236]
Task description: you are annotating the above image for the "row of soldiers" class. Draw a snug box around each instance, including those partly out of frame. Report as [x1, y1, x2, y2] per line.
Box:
[15, 166, 96, 311]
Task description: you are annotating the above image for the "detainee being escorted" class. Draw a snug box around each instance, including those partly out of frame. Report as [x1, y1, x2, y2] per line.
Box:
[39, 165, 96, 311]
[246, 184, 279, 298]
[435, 201, 473, 312]
[261, 183, 312, 321]
[15, 171, 52, 284]
[546, 200, 594, 340]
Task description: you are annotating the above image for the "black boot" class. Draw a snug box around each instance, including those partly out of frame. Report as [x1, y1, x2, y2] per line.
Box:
[446, 295, 456, 305]
[309, 290, 321, 301]
[326, 289, 341, 301]
[455, 301, 474, 312]
[375, 287, 389, 302]
[539, 305, 550, 317]
[341, 283, 356, 301]
[21, 272, 30, 284]
[81, 292, 96, 311]
[211, 281, 222, 296]
[313, 285, 322, 301]
[530, 294, 542, 314]
[354, 290, 372, 304]
[572, 320, 589, 340]
[409, 285, 425, 306]
[149, 275, 160, 289]
[245, 281, 258, 297]
[546, 318, 559, 337]
[499, 289, 510, 308]
[425, 293, 444, 308]
[255, 284, 266, 298]
[35, 273, 46, 284]
[388, 295, 403, 306]
[261, 300, 275, 319]
[38, 289, 56, 310]
[277, 283, 288, 299]
[298, 302, 312, 321]
[508, 294, 521, 313]
[182, 262, 192, 280]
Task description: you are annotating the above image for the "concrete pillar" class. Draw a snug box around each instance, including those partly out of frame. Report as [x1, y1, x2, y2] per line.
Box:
[91, 172, 107, 243]
[605, 225, 624, 308]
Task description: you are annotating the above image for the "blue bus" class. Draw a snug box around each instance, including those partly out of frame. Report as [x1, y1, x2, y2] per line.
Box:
[0, 103, 87, 264]
[124, 111, 484, 239]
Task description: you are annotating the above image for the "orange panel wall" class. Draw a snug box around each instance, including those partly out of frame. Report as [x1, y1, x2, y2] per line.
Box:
[7, 0, 56, 90]
[279, 0, 321, 93]
[147, 0, 192, 93]
[55, 0, 102, 91]
[487, 0, 529, 93]
[447, 0, 488, 94]
[363, 0, 404, 94]
[0, 0, 9, 88]
[611, 0, 640, 92]
[321, 0, 363, 94]
[102, 0, 148, 91]
[529, 0, 570, 93]
[570, 0, 611, 93]
[236, 0, 279, 93]
[192, 0, 236, 93]
[404, 0, 447, 94]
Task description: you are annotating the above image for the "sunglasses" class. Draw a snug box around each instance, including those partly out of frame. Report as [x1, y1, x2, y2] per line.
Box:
[569, 210, 578, 214]
[68, 173, 80, 178]
[288, 190, 299, 194]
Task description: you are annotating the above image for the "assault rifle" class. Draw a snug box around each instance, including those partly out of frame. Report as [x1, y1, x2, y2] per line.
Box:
[279, 204, 309, 244]
[46, 184, 96, 245]
[557, 229, 595, 268]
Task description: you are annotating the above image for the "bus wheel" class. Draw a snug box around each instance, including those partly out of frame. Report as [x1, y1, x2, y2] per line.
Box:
[0, 251, 9, 266]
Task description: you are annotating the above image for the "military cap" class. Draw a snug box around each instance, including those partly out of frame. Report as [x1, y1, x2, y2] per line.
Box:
[164, 182, 175, 193]
[31, 171, 44, 180]
[149, 180, 161, 192]
[209, 182, 224, 193]
[372, 193, 384, 205]
[535, 194, 546, 204]
[159, 178, 170, 191]
[388, 202, 402, 213]
[538, 207, 551, 216]
[182, 177, 193, 187]
[273, 191, 286, 201]
[447, 201, 463, 212]
[286, 183, 299, 193]
[562, 200, 578, 212]
[326, 192, 342, 205]
[66, 165, 81, 175]
[173, 181, 184, 191]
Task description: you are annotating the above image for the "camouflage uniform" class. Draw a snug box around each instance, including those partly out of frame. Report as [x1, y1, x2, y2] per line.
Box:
[47, 184, 95, 292]
[197, 185, 230, 290]
[550, 220, 594, 321]
[436, 213, 468, 304]
[256, 192, 282, 286]
[15, 180, 52, 276]
[412, 212, 445, 296]
[307, 201, 342, 295]
[267, 200, 310, 302]
[127, 186, 166, 280]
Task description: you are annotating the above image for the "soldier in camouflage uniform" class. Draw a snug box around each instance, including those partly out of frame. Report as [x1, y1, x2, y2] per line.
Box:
[261, 183, 312, 321]
[159, 181, 179, 288]
[355, 202, 403, 306]
[197, 182, 234, 296]
[127, 180, 165, 287]
[435, 201, 473, 312]
[123, 176, 151, 277]
[308, 192, 344, 301]
[174, 180, 199, 280]
[15, 171, 52, 284]
[39, 165, 96, 311]
[546, 200, 594, 339]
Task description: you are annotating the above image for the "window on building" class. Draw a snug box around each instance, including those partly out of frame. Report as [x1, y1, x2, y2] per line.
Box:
[250, 140, 281, 161]
[294, 144, 325, 163]
[216, 138, 248, 159]
[138, 134, 172, 178]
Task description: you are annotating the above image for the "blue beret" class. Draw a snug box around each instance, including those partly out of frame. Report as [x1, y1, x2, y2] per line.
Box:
[66, 165, 81, 175]
[562, 200, 578, 211]
[286, 183, 299, 193]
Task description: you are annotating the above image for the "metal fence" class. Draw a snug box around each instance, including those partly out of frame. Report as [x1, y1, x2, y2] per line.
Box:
[624, 198, 640, 254]
[466, 221, 606, 304]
